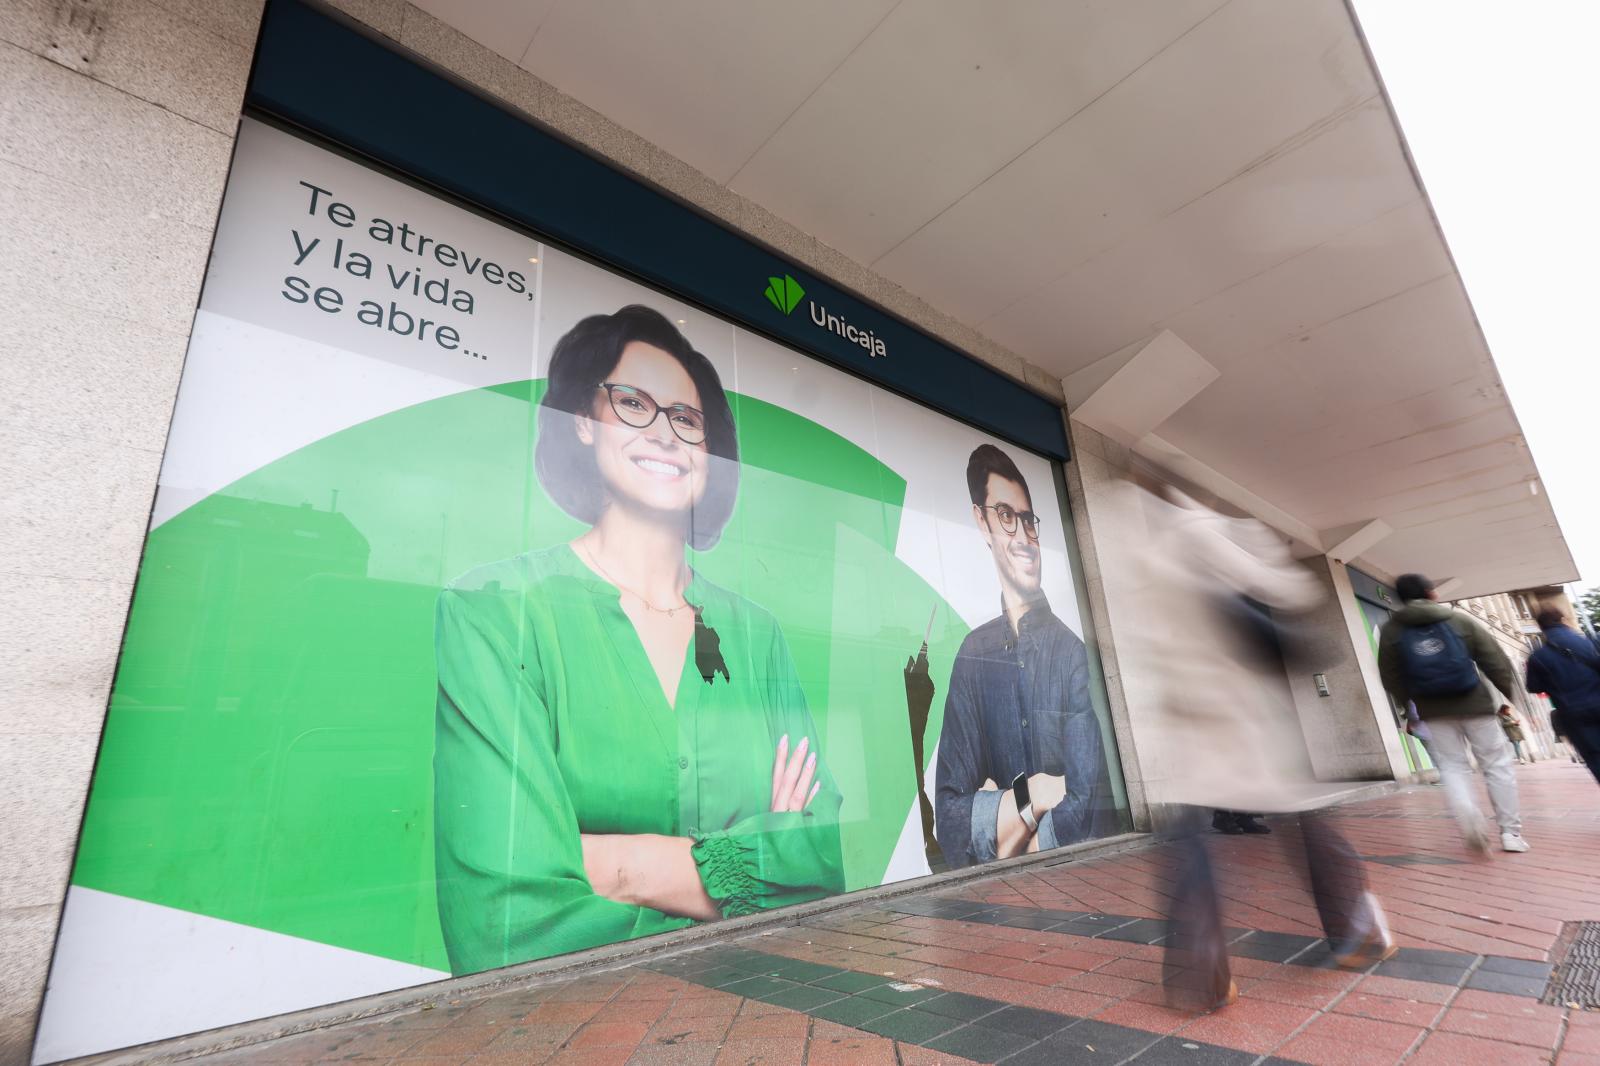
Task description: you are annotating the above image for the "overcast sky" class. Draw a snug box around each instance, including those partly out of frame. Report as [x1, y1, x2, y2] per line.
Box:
[1353, 2, 1600, 594]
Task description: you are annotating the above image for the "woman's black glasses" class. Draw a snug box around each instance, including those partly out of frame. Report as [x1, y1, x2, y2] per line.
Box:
[598, 383, 707, 445]
[981, 503, 1042, 540]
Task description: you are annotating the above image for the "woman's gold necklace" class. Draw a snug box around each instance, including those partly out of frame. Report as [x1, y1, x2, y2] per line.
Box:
[579, 542, 692, 617]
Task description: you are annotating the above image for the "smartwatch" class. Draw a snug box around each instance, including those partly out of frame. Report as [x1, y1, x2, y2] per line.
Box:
[1011, 773, 1037, 832]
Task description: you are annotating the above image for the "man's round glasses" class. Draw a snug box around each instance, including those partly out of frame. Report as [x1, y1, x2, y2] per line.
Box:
[598, 383, 707, 445]
[981, 503, 1042, 540]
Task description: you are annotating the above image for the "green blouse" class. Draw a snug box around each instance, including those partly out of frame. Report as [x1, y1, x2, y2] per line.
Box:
[433, 543, 844, 976]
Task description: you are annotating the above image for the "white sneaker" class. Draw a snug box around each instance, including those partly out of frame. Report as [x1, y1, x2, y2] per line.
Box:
[1500, 832, 1530, 853]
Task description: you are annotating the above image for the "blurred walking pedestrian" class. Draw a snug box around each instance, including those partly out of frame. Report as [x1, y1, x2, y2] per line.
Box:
[1525, 606, 1600, 785]
[1377, 574, 1528, 854]
[1497, 705, 1529, 763]
[1115, 485, 1397, 1012]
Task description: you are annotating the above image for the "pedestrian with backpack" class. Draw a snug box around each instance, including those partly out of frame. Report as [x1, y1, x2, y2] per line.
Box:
[1377, 574, 1528, 854]
[1525, 606, 1600, 786]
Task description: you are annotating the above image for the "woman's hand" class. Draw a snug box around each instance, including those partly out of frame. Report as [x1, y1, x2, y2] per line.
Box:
[771, 734, 821, 813]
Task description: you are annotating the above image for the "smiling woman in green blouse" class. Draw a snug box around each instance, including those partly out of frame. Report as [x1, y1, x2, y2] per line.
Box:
[433, 304, 844, 976]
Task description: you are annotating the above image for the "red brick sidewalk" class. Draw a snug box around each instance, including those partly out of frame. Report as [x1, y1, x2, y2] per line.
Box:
[194, 759, 1600, 1066]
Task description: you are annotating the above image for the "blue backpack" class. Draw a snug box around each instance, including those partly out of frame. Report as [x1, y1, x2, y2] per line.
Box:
[1400, 620, 1480, 696]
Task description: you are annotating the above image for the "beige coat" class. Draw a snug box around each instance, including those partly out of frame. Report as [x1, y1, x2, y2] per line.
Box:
[1111, 485, 1347, 813]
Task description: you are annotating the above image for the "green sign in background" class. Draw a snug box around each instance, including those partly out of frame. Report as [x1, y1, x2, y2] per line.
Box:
[71, 382, 971, 974]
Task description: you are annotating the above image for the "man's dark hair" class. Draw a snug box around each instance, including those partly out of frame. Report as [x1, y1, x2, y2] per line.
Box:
[1394, 573, 1434, 602]
[1536, 606, 1567, 630]
[535, 304, 739, 550]
[965, 444, 1031, 509]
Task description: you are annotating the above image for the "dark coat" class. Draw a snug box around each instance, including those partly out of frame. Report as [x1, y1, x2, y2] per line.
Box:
[1526, 624, 1600, 716]
[1377, 601, 1515, 720]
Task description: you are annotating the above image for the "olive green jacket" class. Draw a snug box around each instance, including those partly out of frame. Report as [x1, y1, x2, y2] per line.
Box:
[1377, 600, 1515, 720]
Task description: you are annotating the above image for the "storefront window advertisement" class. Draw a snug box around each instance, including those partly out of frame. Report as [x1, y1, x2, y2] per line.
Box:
[35, 119, 1127, 1061]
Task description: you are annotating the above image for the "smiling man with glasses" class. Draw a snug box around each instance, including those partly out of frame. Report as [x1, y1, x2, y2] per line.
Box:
[933, 444, 1115, 867]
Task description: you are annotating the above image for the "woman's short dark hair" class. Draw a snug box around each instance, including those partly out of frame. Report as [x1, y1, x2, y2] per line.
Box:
[535, 305, 739, 550]
[966, 443, 1031, 509]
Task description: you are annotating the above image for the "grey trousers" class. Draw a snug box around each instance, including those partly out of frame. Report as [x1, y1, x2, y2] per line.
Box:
[1427, 715, 1521, 834]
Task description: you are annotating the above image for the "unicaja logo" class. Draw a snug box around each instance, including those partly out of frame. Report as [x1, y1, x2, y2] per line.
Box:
[762, 271, 887, 358]
[764, 275, 806, 315]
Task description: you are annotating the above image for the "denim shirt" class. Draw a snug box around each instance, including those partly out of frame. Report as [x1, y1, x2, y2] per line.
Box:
[933, 597, 1113, 868]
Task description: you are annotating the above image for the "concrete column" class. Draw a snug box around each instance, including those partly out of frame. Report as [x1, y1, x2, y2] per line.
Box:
[1062, 422, 1153, 830]
[1321, 561, 1412, 781]
[0, 2, 261, 1059]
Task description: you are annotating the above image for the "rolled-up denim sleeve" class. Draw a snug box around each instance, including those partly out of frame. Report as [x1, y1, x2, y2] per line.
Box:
[968, 788, 1002, 863]
[935, 652, 990, 868]
[1044, 639, 1107, 847]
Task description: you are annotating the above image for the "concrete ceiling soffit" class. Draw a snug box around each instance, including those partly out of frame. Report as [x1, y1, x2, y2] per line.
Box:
[1322, 518, 1393, 564]
[1069, 330, 1321, 551]
[1132, 433, 1325, 555]
[1066, 330, 1218, 448]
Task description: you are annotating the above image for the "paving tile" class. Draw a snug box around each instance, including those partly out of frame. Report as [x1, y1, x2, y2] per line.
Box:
[857, 982, 945, 1008]
[1178, 999, 1317, 1054]
[757, 984, 843, 1013]
[757, 958, 845, 983]
[1097, 918, 1170, 944]
[1564, 1022, 1600, 1056]
[1478, 956, 1555, 979]
[1451, 989, 1563, 1019]
[1437, 1005, 1561, 1049]
[917, 992, 1005, 1023]
[925, 1022, 1037, 1063]
[1273, 1032, 1408, 1066]
[1407, 1030, 1556, 1066]
[811, 970, 893, 994]
[1354, 974, 1457, 1003]
[722, 1013, 809, 1042]
[1370, 959, 1468, 985]
[1128, 1037, 1260, 1065]
[992, 914, 1064, 931]
[1330, 991, 1440, 1026]
[1463, 968, 1547, 997]
[856, 1007, 963, 1044]
[807, 995, 899, 1028]
[718, 976, 799, 1002]
[1393, 947, 1478, 969]
[641, 1015, 733, 1047]
[803, 1023, 899, 1066]
[1230, 938, 1313, 964]
[1555, 1052, 1600, 1066]
[546, 1049, 634, 1065]
[1240, 977, 1342, 1009]
[1090, 1000, 1194, 1035]
[968, 1004, 1076, 1041]
[1298, 1011, 1424, 1052]
[570, 1021, 652, 1049]
[1002, 1019, 1161, 1063]
[395, 1025, 503, 1058]
[710, 1036, 804, 1065]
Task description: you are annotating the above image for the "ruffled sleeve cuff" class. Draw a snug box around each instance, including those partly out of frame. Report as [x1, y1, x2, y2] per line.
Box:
[690, 833, 762, 917]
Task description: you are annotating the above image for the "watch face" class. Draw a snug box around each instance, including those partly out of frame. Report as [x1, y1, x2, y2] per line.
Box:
[1011, 772, 1029, 805]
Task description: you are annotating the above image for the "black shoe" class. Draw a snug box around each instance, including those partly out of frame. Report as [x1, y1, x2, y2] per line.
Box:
[1234, 814, 1271, 835]
[1212, 811, 1244, 835]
